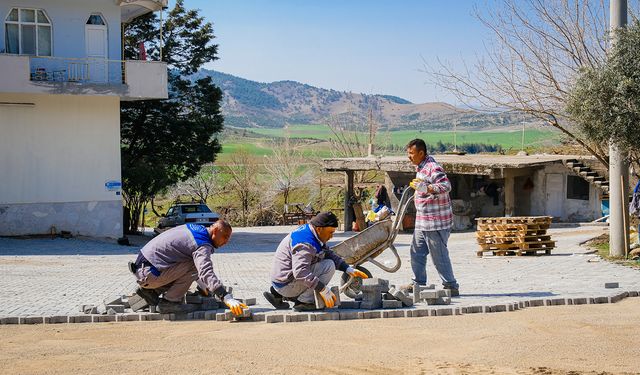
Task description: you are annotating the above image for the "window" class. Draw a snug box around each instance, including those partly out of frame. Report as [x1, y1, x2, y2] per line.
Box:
[4, 8, 51, 56]
[567, 175, 589, 200]
[86, 14, 105, 25]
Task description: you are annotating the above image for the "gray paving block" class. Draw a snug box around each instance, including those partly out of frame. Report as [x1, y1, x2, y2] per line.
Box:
[142, 313, 162, 321]
[96, 315, 116, 323]
[330, 286, 341, 307]
[391, 289, 413, 307]
[609, 292, 627, 303]
[528, 299, 545, 307]
[161, 314, 176, 321]
[238, 297, 257, 306]
[357, 311, 381, 319]
[464, 306, 483, 314]
[491, 304, 507, 312]
[338, 300, 360, 309]
[309, 312, 339, 321]
[628, 291, 639, 297]
[70, 315, 92, 323]
[413, 288, 421, 304]
[545, 298, 566, 306]
[383, 310, 405, 318]
[48, 315, 69, 324]
[193, 311, 205, 320]
[604, 282, 619, 289]
[266, 314, 284, 323]
[411, 308, 430, 317]
[435, 308, 453, 316]
[419, 290, 438, 299]
[426, 297, 450, 305]
[1, 317, 19, 324]
[21, 316, 44, 324]
[382, 300, 403, 309]
[565, 298, 573, 305]
[79, 304, 95, 313]
[571, 297, 588, 305]
[107, 305, 125, 313]
[201, 299, 219, 310]
[383, 292, 396, 300]
[117, 313, 141, 322]
[360, 300, 382, 310]
[252, 313, 266, 322]
[104, 296, 123, 306]
[204, 310, 218, 320]
[339, 311, 358, 320]
[593, 296, 609, 304]
[128, 293, 149, 312]
[437, 289, 452, 298]
[517, 301, 526, 309]
[285, 314, 309, 323]
[216, 311, 232, 321]
[454, 307, 462, 315]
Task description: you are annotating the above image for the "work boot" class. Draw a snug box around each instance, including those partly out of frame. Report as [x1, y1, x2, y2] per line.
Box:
[293, 302, 319, 312]
[135, 287, 160, 306]
[444, 286, 460, 297]
[157, 298, 197, 314]
[398, 283, 415, 294]
[263, 287, 290, 310]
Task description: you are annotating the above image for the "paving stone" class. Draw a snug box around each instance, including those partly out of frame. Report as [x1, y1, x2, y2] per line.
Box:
[435, 308, 453, 316]
[565, 298, 573, 305]
[252, 313, 266, 322]
[383, 310, 405, 318]
[21, 316, 44, 324]
[1, 317, 19, 324]
[193, 311, 205, 320]
[338, 300, 360, 309]
[104, 296, 123, 305]
[419, 290, 438, 299]
[117, 313, 140, 322]
[360, 301, 382, 310]
[609, 292, 627, 303]
[593, 296, 609, 304]
[545, 298, 566, 306]
[628, 291, 639, 297]
[204, 310, 218, 320]
[48, 315, 69, 324]
[517, 301, 526, 309]
[142, 313, 162, 321]
[528, 299, 545, 307]
[357, 311, 381, 319]
[107, 305, 125, 313]
[437, 289, 452, 298]
[571, 297, 588, 305]
[201, 299, 219, 310]
[362, 278, 389, 289]
[391, 289, 413, 307]
[464, 306, 483, 314]
[266, 314, 284, 323]
[238, 297, 257, 306]
[285, 314, 309, 323]
[96, 304, 108, 315]
[309, 312, 339, 321]
[128, 293, 149, 312]
[161, 314, 176, 321]
[95, 315, 116, 323]
[604, 282, 619, 289]
[79, 304, 95, 313]
[70, 315, 92, 323]
[339, 311, 358, 320]
[425, 297, 450, 305]
[382, 300, 403, 309]
[383, 292, 396, 300]
[491, 304, 507, 312]
[148, 305, 157, 313]
[454, 307, 462, 315]
[410, 308, 430, 318]
[216, 311, 232, 321]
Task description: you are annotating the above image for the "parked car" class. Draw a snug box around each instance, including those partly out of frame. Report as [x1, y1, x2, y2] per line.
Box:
[157, 203, 220, 229]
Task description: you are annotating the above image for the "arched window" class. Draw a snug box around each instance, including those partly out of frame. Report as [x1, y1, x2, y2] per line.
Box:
[86, 14, 106, 26]
[4, 8, 52, 56]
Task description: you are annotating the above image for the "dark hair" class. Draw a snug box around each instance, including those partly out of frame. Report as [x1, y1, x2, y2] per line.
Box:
[405, 138, 427, 153]
[213, 219, 232, 233]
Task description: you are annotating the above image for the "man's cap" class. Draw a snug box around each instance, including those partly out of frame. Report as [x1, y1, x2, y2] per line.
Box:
[309, 211, 339, 228]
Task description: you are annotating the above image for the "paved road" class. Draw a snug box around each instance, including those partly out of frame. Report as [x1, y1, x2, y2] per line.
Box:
[1, 225, 638, 317]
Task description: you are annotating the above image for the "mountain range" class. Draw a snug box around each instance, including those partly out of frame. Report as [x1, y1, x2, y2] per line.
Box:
[193, 69, 534, 130]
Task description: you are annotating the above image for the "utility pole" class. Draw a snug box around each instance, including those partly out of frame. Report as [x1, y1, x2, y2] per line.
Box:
[609, 0, 629, 257]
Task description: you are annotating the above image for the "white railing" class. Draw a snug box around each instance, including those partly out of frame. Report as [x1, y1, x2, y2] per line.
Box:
[28, 56, 149, 84]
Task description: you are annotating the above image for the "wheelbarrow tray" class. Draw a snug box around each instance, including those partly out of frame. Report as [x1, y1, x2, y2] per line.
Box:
[332, 219, 393, 264]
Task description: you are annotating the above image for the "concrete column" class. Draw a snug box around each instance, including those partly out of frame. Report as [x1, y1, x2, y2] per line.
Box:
[504, 172, 515, 217]
[343, 171, 354, 232]
[609, 0, 629, 257]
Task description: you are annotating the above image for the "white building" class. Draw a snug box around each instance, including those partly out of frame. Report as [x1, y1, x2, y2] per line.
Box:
[0, 0, 168, 238]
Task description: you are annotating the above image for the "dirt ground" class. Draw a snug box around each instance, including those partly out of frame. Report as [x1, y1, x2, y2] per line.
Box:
[1, 299, 639, 375]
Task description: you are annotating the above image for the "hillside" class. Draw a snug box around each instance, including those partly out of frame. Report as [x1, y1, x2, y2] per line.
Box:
[194, 69, 538, 130]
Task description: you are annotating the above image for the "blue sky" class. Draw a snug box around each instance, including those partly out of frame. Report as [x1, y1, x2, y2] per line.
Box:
[173, 1, 490, 104]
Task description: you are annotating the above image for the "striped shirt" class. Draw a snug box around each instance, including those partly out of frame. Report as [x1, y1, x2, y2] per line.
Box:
[413, 156, 453, 231]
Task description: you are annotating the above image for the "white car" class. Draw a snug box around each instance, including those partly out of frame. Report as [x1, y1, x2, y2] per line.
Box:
[157, 203, 220, 229]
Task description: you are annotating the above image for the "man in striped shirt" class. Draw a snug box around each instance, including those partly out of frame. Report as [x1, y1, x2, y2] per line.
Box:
[405, 139, 459, 296]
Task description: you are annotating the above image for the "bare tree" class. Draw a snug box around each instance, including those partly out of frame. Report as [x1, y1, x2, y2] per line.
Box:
[176, 166, 218, 203]
[423, 0, 623, 167]
[219, 149, 261, 227]
[262, 126, 307, 207]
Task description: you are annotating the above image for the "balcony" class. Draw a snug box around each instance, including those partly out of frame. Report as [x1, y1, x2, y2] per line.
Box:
[0, 54, 168, 100]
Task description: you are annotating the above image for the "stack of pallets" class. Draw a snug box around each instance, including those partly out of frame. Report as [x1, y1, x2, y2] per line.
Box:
[475, 216, 555, 257]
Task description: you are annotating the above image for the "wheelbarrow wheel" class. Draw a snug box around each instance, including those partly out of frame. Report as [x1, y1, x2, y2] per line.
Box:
[340, 266, 372, 299]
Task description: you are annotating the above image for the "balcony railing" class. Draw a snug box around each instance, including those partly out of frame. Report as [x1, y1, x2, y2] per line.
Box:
[29, 56, 126, 84]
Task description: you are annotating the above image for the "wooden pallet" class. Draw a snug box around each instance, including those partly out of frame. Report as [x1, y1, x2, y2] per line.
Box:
[478, 240, 555, 251]
[476, 248, 553, 257]
[477, 223, 550, 232]
[476, 235, 552, 245]
[475, 216, 552, 225]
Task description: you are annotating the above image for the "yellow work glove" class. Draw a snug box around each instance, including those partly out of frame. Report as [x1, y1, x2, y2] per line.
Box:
[318, 287, 337, 308]
[223, 294, 248, 316]
[366, 210, 377, 222]
[409, 178, 422, 190]
[346, 266, 369, 279]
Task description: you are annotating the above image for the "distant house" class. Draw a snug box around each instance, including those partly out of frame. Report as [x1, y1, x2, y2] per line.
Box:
[324, 154, 609, 230]
[0, 0, 168, 238]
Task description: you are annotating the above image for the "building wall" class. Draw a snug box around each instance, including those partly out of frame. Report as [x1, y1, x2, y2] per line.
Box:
[0, 1, 122, 60]
[530, 164, 601, 221]
[0, 93, 122, 238]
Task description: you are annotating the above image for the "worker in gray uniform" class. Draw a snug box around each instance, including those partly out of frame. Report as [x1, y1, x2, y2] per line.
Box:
[129, 219, 247, 316]
[263, 211, 368, 311]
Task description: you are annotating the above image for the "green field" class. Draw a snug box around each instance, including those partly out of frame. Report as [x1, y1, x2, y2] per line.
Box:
[248, 124, 561, 150]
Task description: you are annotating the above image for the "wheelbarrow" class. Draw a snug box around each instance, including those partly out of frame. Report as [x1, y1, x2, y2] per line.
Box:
[332, 187, 415, 298]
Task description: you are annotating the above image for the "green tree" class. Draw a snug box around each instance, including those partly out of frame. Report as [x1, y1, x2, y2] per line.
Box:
[567, 20, 640, 173]
[121, 1, 224, 233]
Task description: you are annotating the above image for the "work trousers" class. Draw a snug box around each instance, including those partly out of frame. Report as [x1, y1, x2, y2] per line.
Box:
[135, 261, 197, 302]
[410, 228, 459, 289]
[274, 259, 335, 304]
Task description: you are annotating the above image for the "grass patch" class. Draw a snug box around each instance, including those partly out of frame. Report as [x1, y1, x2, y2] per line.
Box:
[585, 234, 640, 269]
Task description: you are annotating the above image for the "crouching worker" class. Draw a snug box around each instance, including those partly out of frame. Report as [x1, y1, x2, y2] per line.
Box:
[263, 211, 369, 311]
[129, 220, 247, 316]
